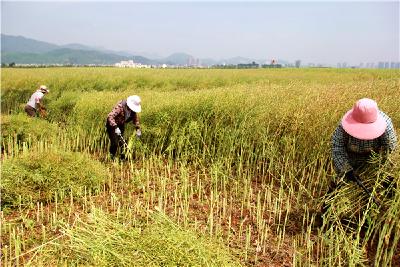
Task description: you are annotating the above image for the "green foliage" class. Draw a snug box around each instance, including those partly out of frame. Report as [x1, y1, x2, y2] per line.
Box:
[1, 87, 35, 113]
[46, 91, 80, 125]
[1, 49, 130, 65]
[1, 150, 109, 207]
[1, 68, 400, 266]
[0, 114, 58, 150]
[321, 153, 400, 266]
[29, 208, 240, 266]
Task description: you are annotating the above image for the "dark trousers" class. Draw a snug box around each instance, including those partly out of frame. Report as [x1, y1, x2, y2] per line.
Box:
[106, 123, 125, 157]
[25, 105, 36, 117]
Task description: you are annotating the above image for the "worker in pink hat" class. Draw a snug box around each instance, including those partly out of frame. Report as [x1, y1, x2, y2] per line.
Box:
[332, 98, 397, 182]
[106, 95, 142, 159]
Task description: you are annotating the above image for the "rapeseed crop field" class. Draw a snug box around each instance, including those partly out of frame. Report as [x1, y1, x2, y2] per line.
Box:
[1, 67, 399, 266]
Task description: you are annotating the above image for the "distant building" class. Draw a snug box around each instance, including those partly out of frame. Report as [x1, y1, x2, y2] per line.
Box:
[115, 60, 150, 68]
[211, 64, 236, 69]
[261, 59, 282, 68]
[262, 64, 282, 68]
[365, 62, 375, 69]
[238, 61, 259, 69]
[295, 60, 301, 68]
[186, 56, 201, 67]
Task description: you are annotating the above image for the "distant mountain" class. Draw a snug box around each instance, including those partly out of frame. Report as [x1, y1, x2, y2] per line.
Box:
[213, 57, 291, 66]
[2, 48, 130, 65]
[1, 34, 290, 66]
[200, 58, 218, 66]
[61, 43, 97, 51]
[157, 54, 275, 66]
[219, 56, 259, 65]
[63, 43, 135, 57]
[129, 55, 157, 65]
[133, 52, 163, 60]
[86, 46, 135, 57]
[1, 34, 59, 53]
[162, 53, 196, 66]
[1, 34, 155, 65]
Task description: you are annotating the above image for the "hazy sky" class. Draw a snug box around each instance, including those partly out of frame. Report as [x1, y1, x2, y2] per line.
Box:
[2, 1, 399, 65]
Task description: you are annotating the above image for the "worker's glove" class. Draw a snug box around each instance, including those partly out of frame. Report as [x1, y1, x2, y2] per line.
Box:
[115, 127, 122, 136]
[344, 170, 356, 182]
[136, 129, 142, 138]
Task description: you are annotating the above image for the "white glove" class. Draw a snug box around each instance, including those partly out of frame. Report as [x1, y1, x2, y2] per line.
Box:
[136, 129, 142, 137]
[115, 127, 121, 135]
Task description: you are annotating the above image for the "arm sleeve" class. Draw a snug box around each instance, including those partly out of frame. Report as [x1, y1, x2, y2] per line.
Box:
[332, 124, 353, 175]
[133, 113, 140, 129]
[380, 115, 397, 152]
[107, 103, 122, 128]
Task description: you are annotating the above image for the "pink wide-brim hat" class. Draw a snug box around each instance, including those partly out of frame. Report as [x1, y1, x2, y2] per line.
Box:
[341, 98, 387, 140]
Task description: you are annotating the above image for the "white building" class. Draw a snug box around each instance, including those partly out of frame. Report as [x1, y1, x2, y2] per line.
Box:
[115, 60, 151, 68]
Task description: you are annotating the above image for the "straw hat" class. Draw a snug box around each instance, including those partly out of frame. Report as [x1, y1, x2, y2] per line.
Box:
[127, 95, 141, 113]
[39, 85, 49, 93]
[341, 98, 387, 140]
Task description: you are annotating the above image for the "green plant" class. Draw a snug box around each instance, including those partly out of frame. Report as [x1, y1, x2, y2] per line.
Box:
[1, 149, 109, 207]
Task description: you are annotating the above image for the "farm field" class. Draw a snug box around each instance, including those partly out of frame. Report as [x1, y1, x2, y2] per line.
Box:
[1, 67, 400, 266]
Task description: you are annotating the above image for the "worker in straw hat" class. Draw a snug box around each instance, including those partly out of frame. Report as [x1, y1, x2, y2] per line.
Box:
[25, 85, 50, 117]
[106, 95, 142, 159]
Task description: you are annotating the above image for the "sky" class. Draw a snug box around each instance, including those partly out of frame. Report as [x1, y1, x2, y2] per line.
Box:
[1, 1, 399, 65]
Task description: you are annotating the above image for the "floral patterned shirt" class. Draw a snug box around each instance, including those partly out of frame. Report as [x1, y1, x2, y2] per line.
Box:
[107, 100, 140, 129]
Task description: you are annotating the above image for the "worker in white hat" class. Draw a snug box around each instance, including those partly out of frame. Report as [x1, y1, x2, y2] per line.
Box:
[106, 95, 142, 159]
[25, 85, 50, 117]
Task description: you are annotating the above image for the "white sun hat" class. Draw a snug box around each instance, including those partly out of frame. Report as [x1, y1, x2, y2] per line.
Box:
[39, 85, 49, 93]
[127, 95, 141, 113]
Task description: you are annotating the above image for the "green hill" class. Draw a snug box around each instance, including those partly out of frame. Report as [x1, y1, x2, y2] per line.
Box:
[1, 34, 59, 54]
[1, 34, 156, 65]
[1, 48, 129, 65]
